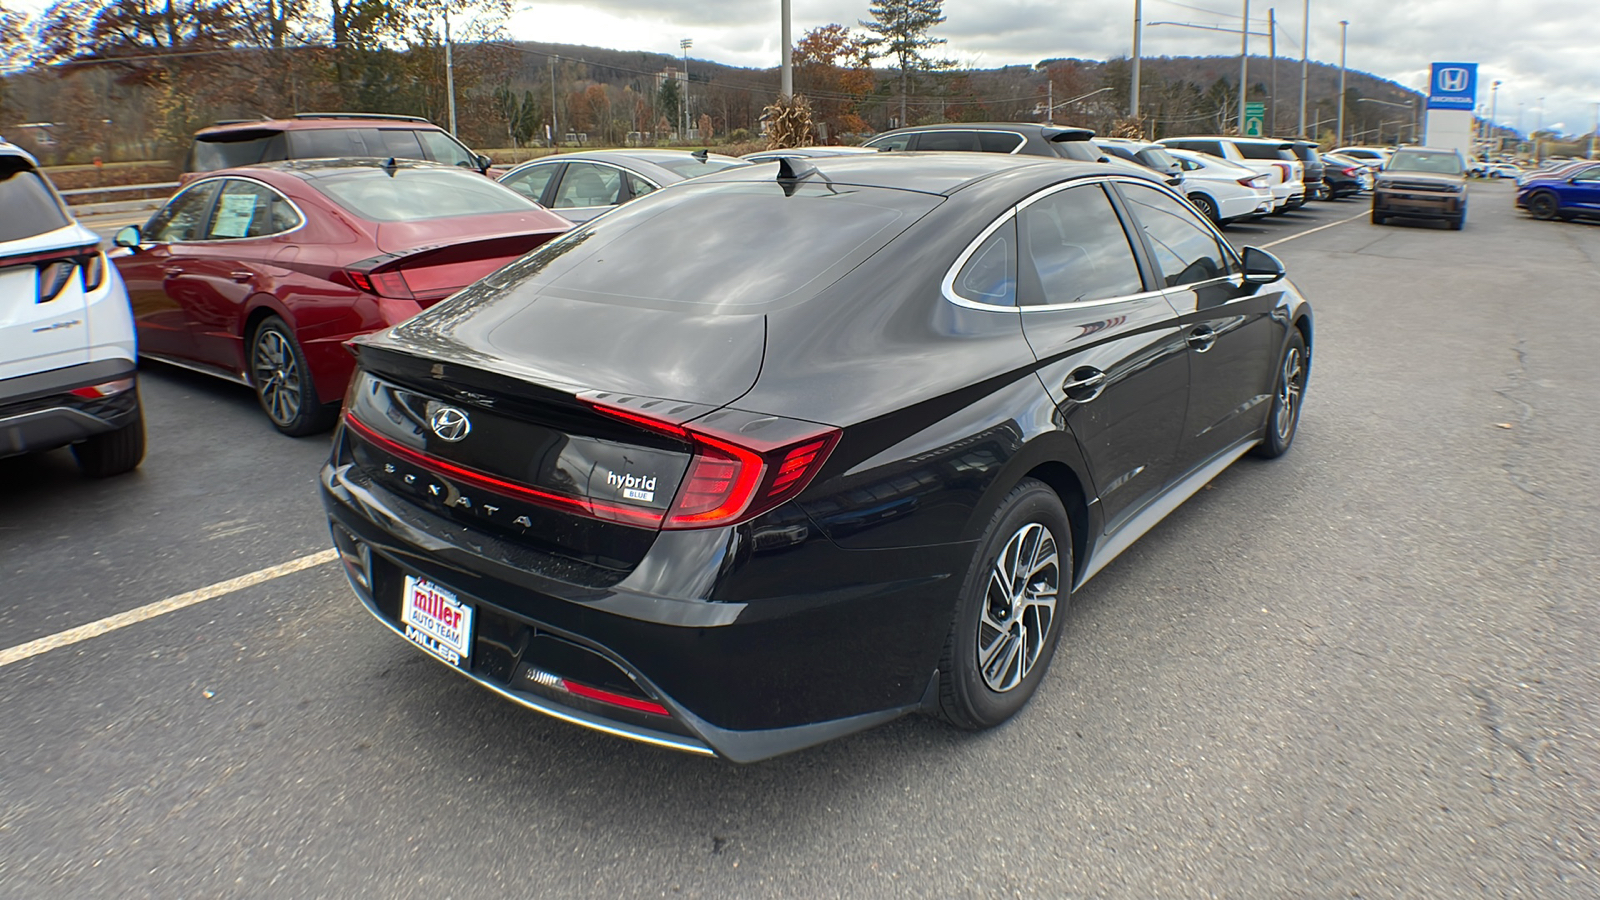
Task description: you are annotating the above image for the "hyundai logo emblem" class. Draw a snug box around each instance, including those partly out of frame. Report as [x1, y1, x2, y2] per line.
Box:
[1437, 67, 1470, 93]
[429, 406, 472, 442]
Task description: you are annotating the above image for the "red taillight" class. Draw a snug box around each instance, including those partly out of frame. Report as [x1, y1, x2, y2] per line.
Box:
[1342, 166, 1359, 176]
[560, 680, 669, 716]
[346, 269, 413, 299]
[588, 399, 841, 530]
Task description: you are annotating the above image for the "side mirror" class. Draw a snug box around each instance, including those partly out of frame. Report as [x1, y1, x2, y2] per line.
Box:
[113, 225, 143, 249]
[475, 154, 493, 173]
[1241, 246, 1286, 284]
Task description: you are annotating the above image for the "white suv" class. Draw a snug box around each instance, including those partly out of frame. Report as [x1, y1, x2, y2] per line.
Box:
[1, 140, 144, 476]
[1157, 136, 1306, 213]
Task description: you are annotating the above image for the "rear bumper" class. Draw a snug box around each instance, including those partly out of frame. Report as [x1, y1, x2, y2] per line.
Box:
[0, 359, 139, 459]
[319, 456, 962, 762]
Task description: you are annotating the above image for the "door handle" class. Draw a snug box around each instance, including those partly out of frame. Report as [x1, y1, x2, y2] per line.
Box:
[1062, 368, 1107, 401]
[162, 266, 185, 276]
[1187, 327, 1218, 352]
[229, 271, 253, 283]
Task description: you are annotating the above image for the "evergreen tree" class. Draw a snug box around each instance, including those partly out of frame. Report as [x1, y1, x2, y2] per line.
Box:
[859, 0, 953, 127]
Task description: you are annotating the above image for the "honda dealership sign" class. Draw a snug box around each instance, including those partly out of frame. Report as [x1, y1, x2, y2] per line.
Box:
[1428, 62, 1478, 110]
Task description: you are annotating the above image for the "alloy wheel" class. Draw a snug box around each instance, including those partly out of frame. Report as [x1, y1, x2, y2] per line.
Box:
[977, 522, 1060, 693]
[1275, 345, 1304, 441]
[253, 328, 302, 426]
[1528, 193, 1558, 220]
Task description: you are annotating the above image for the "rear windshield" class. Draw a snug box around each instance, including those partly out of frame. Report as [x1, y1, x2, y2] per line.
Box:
[0, 156, 72, 241]
[1138, 146, 1179, 170]
[650, 156, 749, 178]
[315, 168, 535, 221]
[190, 130, 287, 172]
[1236, 143, 1295, 160]
[474, 180, 941, 312]
[1387, 151, 1464, 175]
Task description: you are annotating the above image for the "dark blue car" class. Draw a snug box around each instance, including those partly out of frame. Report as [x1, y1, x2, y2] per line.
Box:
[1515, 161, 1600, 220]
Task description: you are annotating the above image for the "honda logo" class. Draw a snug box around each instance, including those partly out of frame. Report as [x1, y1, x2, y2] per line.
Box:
[1437, 67, 1470, 93]
[429, 406, 472, 442]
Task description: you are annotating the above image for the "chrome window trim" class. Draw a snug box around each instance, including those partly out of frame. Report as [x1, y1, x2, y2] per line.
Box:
[201, 176, 308, 243]
[148, 175, 308, 245]
[942, 175, 1164, 312]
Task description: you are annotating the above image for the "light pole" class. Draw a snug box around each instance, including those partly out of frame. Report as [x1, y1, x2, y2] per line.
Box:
[1132, 0, 1143, 124]
[1298, 0, 1309, 136]
[550, 55, 559, 147]
[1356, 96, 1416, 144]
[680, 38, 693, 140]
[1489, 80, 1501, 154]
[1336, 20, 1348, 145]
[780, 0, 792, 98]
[1237, 0, 1250, 135]
[442, 9, 457, 137]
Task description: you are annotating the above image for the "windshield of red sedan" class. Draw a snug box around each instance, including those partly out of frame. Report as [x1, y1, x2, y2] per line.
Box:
[315, 168, 535, 222]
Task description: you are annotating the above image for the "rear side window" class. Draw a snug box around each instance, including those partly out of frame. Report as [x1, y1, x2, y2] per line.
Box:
[205, 180, 301, 239]
[1235, 143, 1291, 160]
[290, 129, 370, 158]
[950, 218, 1017, 307]
[1118, 183, 1230, 288]
[1178, 140, 1225, 157]
[316, 169, 533, 221]
[1019, 184, 1144, 305]
[914, 131, 981, 152]
[189, 131, 287, 172]
[0, 156, 71, 241]
[1138, 147, 1179, 171]
[977, 132, 1024, 153]
[865, 133, 911, 152]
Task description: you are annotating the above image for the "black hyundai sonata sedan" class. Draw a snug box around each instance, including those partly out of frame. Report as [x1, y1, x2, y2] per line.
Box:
[321, 153, 1313, 762]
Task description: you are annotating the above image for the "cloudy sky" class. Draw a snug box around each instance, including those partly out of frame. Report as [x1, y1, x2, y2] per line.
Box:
[507, 0, 1599, 136]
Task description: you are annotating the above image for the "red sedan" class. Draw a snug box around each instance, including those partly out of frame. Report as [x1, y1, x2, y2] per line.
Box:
[112, 159, 572, 434]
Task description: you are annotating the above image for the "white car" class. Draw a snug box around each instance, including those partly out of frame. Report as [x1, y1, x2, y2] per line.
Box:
[1166, 148, 1276, 224]
[0, 140, 144, 476]
[1156, 136, 1305, 213]
[1330, 146, 1392, 170]
[1484, 162, 1521, 180]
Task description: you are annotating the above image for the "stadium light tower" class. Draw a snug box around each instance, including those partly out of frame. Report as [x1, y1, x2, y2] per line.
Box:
[680, 38, 693, 139]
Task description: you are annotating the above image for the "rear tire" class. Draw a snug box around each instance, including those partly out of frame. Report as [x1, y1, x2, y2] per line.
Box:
[73, 400, 145, 477]
[1253, 330, 1308, 459]
[1189, 193, 1221, 224]
[936, 479, 1071, 731]
[251, 316, 340, 436]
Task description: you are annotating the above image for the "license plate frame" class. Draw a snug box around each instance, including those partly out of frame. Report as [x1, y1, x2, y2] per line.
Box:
[401, 575, 474, 668]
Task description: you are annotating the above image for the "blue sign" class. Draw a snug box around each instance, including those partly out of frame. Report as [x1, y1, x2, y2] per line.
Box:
[1428, 62, 1478, 110]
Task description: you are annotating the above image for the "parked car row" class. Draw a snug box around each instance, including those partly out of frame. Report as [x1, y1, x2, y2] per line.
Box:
[1515, 159, 1600, 222]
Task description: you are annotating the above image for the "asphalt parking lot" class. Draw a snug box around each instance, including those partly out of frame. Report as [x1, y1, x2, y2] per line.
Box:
[3, 181, 1598, 897]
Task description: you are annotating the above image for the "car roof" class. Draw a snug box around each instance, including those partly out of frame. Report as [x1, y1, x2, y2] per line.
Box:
[195, 114, 440, 137]
[188, 157, 466, 183]
[0, 139, 37, 164]
[873, 122, 1097, 141]
[703, 151, 1117, 196]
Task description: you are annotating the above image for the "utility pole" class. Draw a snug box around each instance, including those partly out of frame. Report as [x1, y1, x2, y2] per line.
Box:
[443, 8, 457, 137]
[1045, 79, 1053, 123]
[1591, 102, 1598, 159]
[1269, 8, 1277, 134]
[680, 38, 693, 140]
[1336, 20, 1348, 145]
[1298, 0, 1309, 137]
[1489, 80, 1501, 154]
[780, 0, 792, 97]
[1132, 0, 1143, 126]
[550, 55, 559, 147]
[1238, 0, 1250, 135]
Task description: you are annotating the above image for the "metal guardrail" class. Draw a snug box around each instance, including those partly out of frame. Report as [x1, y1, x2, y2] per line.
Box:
[59, 181, 179, 200]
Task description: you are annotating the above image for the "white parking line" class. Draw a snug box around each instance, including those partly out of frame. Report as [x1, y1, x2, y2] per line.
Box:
[1259, 210, 1368, 248]
[0, 549, 338, 669]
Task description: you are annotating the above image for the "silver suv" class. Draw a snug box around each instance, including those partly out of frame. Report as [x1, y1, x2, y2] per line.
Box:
[1, 140, 144, 476]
